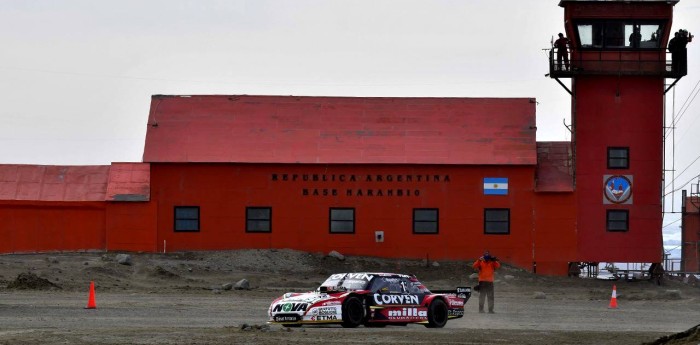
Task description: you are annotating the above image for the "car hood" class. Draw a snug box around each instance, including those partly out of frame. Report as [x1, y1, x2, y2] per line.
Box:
[270, 291, 345, 315]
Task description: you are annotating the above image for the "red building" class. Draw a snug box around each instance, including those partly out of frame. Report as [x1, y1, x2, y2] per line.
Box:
[0, 0, 688, 276]
[142, 96, 573, 275]
[681, 191, 700, 272]
[0, 163, 153, 253]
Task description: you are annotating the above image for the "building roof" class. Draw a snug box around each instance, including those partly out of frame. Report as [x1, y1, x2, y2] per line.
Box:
[105, 163, 150, 202]
[0, 163, 150, 202]
[143, 95, 537, 165]
[559, 0, 678, 4]
[535, 142, 574, 192]
[0, 165, 110, 201]
[683, 195, 700, 213]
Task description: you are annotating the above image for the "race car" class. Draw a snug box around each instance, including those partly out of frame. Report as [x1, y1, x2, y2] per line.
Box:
[268, 272, 471, 328]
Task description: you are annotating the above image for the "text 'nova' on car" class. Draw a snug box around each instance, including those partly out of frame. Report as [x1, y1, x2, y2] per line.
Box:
[268, 272, 471, 328]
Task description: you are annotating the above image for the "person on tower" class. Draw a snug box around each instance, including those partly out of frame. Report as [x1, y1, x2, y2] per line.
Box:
[669, 30, 694, 74]
[629, 25, 642, 48]
[554, 33, 570, 71]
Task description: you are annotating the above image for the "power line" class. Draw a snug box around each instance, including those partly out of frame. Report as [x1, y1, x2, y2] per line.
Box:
[662, 218, 681, 228]
[663, 173, 700, 197]
[674, 100, 700, 144]
[664, 153, 700, 190]
[674, 88, 700, 136]
[665, 79, 700, 138]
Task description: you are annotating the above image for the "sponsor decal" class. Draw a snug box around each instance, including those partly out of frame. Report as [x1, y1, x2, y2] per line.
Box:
[310, 315, 338, 321]
[484, 177, 508, 195]
[272, 302, 308, 313]
[330, 273, 374, 281]
[311, 307, 339, 316]
[274, 315, 301, 322]
[448, 309, 465, 317]
[373, 294, 419, 305]
[387, 308, 427, 318]
[322, 301, 341, 306]
[449, 300, 464, 307]
[603, 175, 633, 204]
[456, 287, 470, 293]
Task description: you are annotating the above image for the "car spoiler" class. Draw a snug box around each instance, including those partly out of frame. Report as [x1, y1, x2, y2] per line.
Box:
[432, 287, 472, 300]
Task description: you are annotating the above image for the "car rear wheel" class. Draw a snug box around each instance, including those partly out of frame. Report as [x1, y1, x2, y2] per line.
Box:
[425, 299, 448, 328]
[341, 296, 364, 328]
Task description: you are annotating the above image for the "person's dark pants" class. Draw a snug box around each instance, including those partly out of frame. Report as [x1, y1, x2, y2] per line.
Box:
[478, 281, 495, 313]
[557, 50, 569, 71]
[681, 50, 687, 75]
[672, 52, 679, 73]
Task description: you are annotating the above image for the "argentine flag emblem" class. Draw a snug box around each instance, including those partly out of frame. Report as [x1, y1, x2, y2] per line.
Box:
[484, 177, 508, 195]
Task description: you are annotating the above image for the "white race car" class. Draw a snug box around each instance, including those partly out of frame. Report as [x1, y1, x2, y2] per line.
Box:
[268, 272, 471, 328]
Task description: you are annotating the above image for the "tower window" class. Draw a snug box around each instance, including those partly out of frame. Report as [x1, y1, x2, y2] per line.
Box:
[413, 208, 439, 234]
[330, 208, 355, 234]
[576, 20, 664, 49]
[606, 210, 629, 232]
[246, 207, 271, 233]
[608, 147, 629, 169]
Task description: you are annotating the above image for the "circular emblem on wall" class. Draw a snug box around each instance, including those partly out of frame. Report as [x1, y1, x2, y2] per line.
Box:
[604, 175, 632, 204]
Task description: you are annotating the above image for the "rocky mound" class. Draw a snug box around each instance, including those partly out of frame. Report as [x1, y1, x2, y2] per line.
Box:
[644, 323, 700, 345]
[7, 272, 61, 290]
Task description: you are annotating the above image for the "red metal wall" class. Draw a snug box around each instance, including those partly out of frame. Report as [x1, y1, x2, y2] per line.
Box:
[151, 163, 577, 272]
[0, 202, 105, 253]
[533, 193, 577, 275]
[682, 197, 700, 272]
[105, 202, 158, 252]
[574, 76, 663, 263]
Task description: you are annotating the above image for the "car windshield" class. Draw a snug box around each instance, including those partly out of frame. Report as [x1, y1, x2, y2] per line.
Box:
[365, 276, 432, 294]
[319, 273, 373, 291]
[406, 277, 431, 294]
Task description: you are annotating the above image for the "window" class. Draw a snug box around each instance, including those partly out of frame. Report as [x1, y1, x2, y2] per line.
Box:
[608, 147, 629, 169]
[413, 208, 438, 234]
[174, 206, 199, 232]
[330, 208, 355, 234]
[607, 210, 629, 232]
[484, 209, 510, 235]
[577, 24, 602, 48]
[246, 207, 271, 233]
[576, 20, 664, 49]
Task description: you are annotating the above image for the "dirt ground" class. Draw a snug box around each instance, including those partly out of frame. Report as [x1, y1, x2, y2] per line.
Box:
[1, 250, 699, 345]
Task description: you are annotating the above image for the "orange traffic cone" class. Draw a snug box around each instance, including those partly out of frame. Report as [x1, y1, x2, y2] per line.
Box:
[85, 281, 97, 309]
[608, 284, 618, 309]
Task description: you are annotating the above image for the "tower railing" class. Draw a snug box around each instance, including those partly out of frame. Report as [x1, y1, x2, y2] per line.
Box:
[548, 48, 686, 78]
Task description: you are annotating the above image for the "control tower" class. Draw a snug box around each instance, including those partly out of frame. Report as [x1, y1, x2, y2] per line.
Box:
[549, 0, 690, 265]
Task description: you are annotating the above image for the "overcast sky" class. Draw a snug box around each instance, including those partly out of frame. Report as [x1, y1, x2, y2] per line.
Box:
[1, 1, 698, 256]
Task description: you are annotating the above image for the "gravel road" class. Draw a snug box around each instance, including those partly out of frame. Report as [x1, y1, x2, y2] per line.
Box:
[1, 251, 698, 344]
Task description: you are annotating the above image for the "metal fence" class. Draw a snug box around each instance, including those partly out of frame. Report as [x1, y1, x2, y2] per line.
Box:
[548, 48, 685, 78]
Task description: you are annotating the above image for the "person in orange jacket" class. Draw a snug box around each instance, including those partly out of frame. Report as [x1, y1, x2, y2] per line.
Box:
[472, 250, 501, 313]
